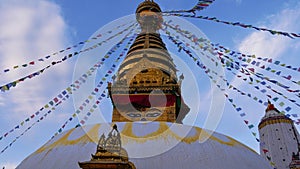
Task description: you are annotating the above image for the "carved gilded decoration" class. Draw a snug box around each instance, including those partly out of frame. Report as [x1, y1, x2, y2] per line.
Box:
[78, 125, 136, 169]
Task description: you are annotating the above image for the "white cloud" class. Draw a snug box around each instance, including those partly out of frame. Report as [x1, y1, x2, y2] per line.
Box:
[231, 3, 300, 90]
[0, 0, 72, 119]
[0, 0, 74, 166]
[238, 3, 300, 58]
[238, 32, 287, 58]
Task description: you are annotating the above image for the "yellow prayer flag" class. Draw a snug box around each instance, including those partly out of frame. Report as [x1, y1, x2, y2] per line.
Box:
[66, 87, 72, 93]
[3, 86, 8, 91]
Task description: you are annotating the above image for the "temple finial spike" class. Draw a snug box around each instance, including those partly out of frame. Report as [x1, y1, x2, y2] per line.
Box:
[112, 124, 118, 132]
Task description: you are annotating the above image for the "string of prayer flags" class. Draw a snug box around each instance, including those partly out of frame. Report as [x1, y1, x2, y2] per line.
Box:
[0, 23, 138, 93]
[0, 59, 108, 142]
[0, 21, 135, 75]
[230, 69, 299, 110]
[214, 40, 299, 113]
[192, 0, 215, 11]
[212, 46, 299, 110]
[198, 36, 300, 122]
[208, 66, 260, 142]
[218, 54, 300, 106]
[200, 61, 262, 141]
[164, 20, 300, 78]
[261, 147, 277, 168]
[51, 32, 138, 138]
[77, 94, 106, 127]
[201, 57, 273, 110]
[166, 28, 300, 127]
[0, 92, 70, 155]
[215, 46, 300, 86]
[215, 44, 300, 75]
[0, 28, 137, 143]
[164, 22, 300, 110]
[293, 119, 300, 125]
[65, 93, 107, 133]
[168, 14, 300, 39]
[163, 0, 215, 14]
[0, 121, 36, 154]
[0, 31, 138, 154]
[167, 21, 300, 91]
[166, 32, 261, 142]
[197, 51, 295, 115]
[52, 92, 105, 138]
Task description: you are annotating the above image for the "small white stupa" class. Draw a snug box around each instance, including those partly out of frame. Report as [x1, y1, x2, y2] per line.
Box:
[259, 101, 300, 169]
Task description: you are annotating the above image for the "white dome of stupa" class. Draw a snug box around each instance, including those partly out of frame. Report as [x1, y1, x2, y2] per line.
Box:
[17, 122, 272, 169]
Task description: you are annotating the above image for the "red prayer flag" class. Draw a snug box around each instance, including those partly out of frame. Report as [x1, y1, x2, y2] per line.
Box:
[263, 149, 269, 153]
[248, 68, 255, 72]
[53, 97, 59, 103]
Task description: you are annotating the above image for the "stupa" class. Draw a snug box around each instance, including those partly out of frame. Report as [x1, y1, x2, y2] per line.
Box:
[259, 101, 300, 169]
[17, 1, 273, 169]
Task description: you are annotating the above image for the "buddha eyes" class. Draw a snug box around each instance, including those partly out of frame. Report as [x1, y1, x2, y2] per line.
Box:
[146, 108, 162, 117]
[146, 112, 161, 117]
[127, 113, 142, 118]
[126, 113, 160, 117]
[126, 109, 162, 119]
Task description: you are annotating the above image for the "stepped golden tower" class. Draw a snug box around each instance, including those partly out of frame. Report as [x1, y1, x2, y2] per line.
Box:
[108, 0, 190, 123]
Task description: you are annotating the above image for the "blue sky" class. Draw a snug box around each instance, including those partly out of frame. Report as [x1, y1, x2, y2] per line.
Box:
[0, 0, 300, 168]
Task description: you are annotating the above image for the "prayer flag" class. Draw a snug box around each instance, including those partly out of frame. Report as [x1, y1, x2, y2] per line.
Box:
[285, 107, 292, 112]
[236, 107, 242, 111]
[263, 149, 268, 153]
[54, 97, 59, 103]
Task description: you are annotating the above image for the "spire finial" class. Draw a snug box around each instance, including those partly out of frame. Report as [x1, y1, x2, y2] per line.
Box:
[266, 100, 276, 112]
[136, 0, 162, 32]
[112, 123, 118, 132]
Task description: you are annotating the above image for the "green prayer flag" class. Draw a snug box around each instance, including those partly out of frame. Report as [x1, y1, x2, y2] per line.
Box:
[279, 102, 285, 106]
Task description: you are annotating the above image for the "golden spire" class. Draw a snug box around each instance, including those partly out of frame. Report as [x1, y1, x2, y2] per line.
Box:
[136, 0, 162, 32]
[108, 1, 190, 123]
[117, 0, 176, 82]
